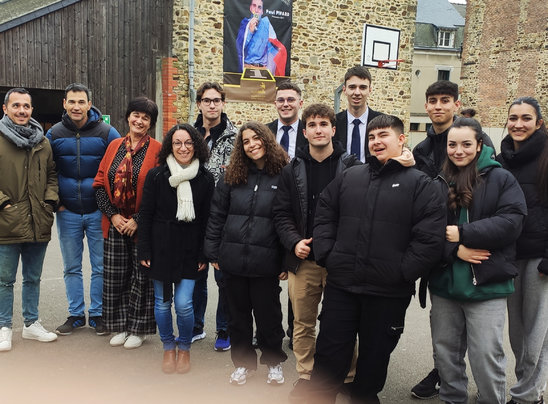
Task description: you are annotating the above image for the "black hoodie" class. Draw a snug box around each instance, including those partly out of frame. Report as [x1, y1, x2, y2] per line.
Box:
[273, 141, 360, 272]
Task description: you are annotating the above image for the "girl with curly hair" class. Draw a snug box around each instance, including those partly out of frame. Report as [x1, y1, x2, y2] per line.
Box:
[205, 121, 289, 386]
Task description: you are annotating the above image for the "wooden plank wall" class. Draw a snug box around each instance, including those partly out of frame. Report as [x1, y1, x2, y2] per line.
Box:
[0, 0, 173, 132]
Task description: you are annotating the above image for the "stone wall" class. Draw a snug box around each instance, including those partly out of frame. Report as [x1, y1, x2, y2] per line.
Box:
[460, 0, 548, 129]
[171, 0, 417, 129]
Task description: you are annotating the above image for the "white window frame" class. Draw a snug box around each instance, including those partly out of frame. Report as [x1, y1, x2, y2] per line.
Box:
[437, 30, 455, 48]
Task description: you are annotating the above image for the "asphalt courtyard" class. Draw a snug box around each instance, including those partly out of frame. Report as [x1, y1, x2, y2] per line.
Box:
[1, 220, 518, 403]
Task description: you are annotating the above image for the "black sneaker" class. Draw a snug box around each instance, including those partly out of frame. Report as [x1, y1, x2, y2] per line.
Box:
[289, 379, 311, 402]
[89, 316, 109, 336]
[56, 316, 86, 335]
[214, 329, 231, 351]
[411, 368, 440, 399]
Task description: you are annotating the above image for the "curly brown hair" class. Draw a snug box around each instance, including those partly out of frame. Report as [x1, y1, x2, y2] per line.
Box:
[224, 121, 289, 185]
[157, 123, 209, 166]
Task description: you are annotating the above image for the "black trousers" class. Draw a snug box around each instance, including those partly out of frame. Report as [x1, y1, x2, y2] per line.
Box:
[310, 284, 411, 404]
[224, 273, 287, 370]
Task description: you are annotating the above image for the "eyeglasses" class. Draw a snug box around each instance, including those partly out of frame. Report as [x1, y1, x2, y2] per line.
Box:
[275, 97, 298, 105]
[200, 98, 223, 106]
[172, 140, 194, 149]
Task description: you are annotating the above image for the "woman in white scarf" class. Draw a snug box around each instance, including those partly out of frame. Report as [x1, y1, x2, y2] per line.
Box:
[138, 124, 215, 374]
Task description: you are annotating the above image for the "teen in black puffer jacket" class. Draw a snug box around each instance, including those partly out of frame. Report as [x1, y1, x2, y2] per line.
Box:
[204, 121, 289, 385]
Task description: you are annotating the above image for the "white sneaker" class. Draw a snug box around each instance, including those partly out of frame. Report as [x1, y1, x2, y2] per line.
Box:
[124, 334, 146, 349]
[191, 331, 206, 343]
[0, 327, 12, 351]
[22, 321, 57, 342]
[267, 364, 284, 385]
[109, 331, 129, 347]
[230, 367, 252, 385]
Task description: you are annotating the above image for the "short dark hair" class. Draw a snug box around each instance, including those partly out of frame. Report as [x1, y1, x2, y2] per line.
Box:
[276, 82, 302, 97]
[4, 88, 32, 106]
[196, 82, 225, 102]
[64, 83, 90, 100]
[425, 80, 459, 101]
[302, 103, 335, 126]
[344, 66, 372, 84]
[125, 97, 158, 128]
[157, 123, 209, 166]
[367, 114, 403, 135]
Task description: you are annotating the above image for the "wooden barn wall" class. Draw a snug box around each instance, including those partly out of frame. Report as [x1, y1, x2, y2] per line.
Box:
[0, 0, 173, 131]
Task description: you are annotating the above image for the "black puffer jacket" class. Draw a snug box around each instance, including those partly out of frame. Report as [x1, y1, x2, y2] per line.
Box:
[204, 166, 284, 277]
[497, 130, 548, 264]
[313, 158, 446, 298]
[435, 151, 527, 288]
[137, 164, 215, 283]
[273, 143, 360, 273]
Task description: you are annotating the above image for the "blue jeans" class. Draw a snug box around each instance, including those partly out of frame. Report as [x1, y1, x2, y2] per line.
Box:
[154, 279, 195, 351]
[56, 209, 104, 317]
[192, 266, 228, 333]
[0, 242, 48, 327]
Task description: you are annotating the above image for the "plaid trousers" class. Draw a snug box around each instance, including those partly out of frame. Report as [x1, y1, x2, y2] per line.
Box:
[102, 226, 156, 335]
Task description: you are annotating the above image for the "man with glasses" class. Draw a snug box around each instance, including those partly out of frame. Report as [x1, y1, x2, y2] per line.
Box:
[267, 82, 306, 160]
[192, 82, 236, 352]
[266, 82, 306, 351]
[334, 66, 382, 163]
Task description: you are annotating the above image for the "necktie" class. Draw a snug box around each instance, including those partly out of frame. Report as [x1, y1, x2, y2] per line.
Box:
[280, 125, 291, 152]
[351, 118, 361, 160]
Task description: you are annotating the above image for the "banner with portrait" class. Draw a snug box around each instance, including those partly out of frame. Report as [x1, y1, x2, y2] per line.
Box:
[223, 0, 293, 102]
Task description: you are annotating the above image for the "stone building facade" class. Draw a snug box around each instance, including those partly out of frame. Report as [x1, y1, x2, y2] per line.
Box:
[169, 0, 417, 129]
[460, 0, 548, 144]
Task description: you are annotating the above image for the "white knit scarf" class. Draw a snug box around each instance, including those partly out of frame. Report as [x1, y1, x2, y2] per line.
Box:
[166, 154, 200, 222]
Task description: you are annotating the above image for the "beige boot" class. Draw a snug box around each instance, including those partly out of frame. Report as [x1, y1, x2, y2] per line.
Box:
[162, 349, 176, 374]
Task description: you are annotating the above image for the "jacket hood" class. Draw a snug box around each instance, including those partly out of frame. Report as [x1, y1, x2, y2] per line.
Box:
[477, 144, 500, 172]
[61, 105, 103, 131]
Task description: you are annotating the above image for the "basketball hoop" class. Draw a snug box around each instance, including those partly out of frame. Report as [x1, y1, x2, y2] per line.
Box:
[377, 59, 404, 68]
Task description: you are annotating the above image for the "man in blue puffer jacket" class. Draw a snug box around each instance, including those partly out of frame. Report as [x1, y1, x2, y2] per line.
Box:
[46, 83, 120, 336]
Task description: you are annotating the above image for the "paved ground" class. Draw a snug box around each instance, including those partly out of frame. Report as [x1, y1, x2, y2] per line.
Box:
[1, 220, 519, 403]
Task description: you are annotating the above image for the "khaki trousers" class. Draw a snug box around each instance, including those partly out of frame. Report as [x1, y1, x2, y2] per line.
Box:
[289, 260, 356, 381]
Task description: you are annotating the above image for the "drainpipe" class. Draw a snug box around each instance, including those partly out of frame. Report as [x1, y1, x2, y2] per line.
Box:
[188, 0, 196, 123]
[334, 83, 343, 113]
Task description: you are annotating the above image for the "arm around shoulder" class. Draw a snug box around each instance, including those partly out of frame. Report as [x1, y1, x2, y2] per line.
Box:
[401, 176, 447, 282]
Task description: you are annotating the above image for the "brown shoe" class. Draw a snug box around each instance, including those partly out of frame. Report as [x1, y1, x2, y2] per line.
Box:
[177, 349, 191, 374]
[162, 349, 176, 374]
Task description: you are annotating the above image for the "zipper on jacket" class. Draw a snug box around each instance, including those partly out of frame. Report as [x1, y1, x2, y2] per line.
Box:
[243, 172, 261, 270]
[470, 264, 478, 285]
[291, 163, 307, 236]
[76, 133, 83, 211]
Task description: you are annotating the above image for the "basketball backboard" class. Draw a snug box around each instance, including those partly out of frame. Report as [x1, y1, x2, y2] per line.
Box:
[361, 24, 401, 70]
